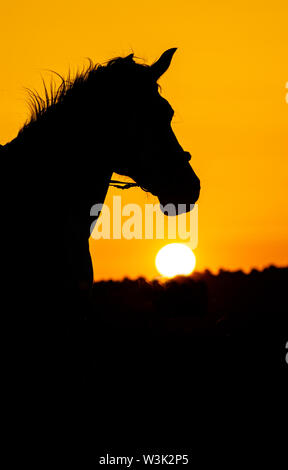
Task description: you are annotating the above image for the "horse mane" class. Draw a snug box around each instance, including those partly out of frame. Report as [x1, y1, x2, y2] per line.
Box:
[20, 54, 159, 134]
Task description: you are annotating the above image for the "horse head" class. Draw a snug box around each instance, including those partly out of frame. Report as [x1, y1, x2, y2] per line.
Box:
[109, 48, 200, 215]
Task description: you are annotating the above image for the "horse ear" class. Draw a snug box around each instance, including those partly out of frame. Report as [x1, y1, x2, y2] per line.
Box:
[150, 48, 177, 80]
[124, 53, 134, 62]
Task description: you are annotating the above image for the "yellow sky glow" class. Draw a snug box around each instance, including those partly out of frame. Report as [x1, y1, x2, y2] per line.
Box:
[1, 1, 287, 280]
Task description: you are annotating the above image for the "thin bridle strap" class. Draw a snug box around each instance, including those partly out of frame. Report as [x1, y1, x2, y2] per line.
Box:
[109, 179, 139, 190]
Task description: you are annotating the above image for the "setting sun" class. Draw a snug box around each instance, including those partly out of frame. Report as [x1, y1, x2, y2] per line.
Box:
[155, 243, 196, 278]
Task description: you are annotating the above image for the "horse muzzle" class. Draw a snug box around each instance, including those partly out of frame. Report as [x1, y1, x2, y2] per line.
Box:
[158, 161, 200, 215]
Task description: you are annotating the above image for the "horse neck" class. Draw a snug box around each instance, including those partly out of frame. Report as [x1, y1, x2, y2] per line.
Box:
[5, 125, 114, 227]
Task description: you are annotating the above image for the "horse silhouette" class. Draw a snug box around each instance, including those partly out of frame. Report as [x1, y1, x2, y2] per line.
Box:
[1, 48, 200, 334]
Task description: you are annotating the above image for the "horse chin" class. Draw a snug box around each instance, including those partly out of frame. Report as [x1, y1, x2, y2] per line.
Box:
[158, 201, 192, 216]
[158, 187, 200, 216]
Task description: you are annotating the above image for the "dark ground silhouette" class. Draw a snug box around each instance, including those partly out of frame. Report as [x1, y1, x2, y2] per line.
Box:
[68, 265, 287, 464]
[8, 265, 287, 467]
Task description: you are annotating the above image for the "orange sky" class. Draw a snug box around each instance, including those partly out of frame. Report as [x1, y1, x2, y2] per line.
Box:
[1, 1, 287, 280]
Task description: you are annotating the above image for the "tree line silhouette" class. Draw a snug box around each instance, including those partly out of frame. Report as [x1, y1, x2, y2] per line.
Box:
[87, 265, 287, 338]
